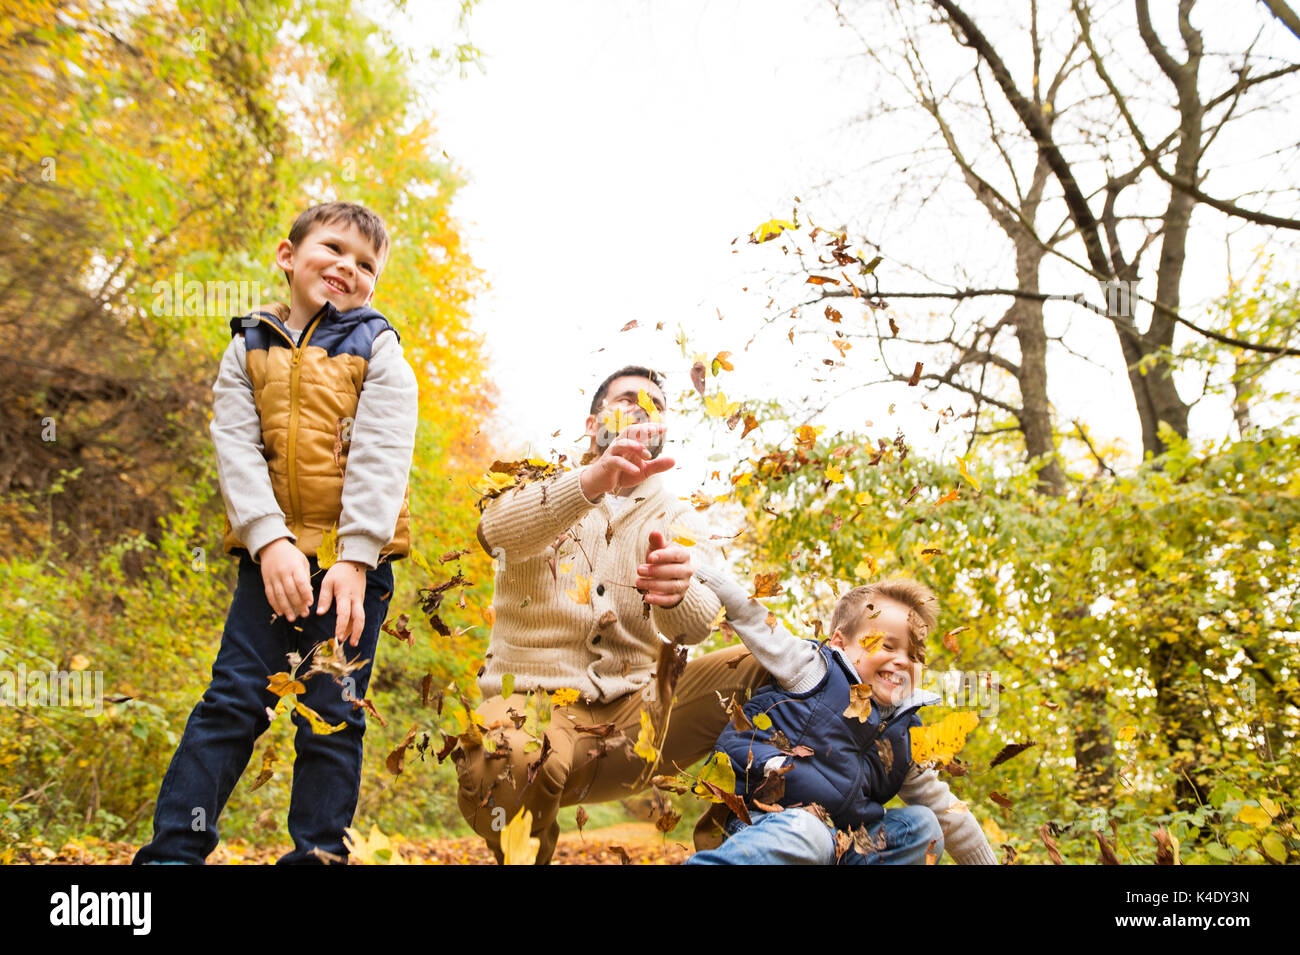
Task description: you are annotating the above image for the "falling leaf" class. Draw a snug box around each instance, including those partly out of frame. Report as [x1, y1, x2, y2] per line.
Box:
[843, 684, 874, 722]
[387, 725, 418, 776]
[655, 809, 682, 834]
[957, 456, 981, 492]
[824, 465, 844, 483]
[989, 791, 1013, 808]
[267, 672, 306, 698]
[501, 673, 515, 698]
[552, 687, 581, 708]
[751, 218, 796, 242]
[888, 317, 899, 336]
[703, 391, 740, 419]
[741, 413, 759, 438]
[989, 740, 1036, 768]
[860, 253, 883, 273]
[1096, 830, 1121, 865]
[805, 275, 839, 286]
[831, 339, 851, 358]
[854, 556, 879, 579]
[343, 823, 404, 865]
[906, 362, 923, 387]
[690, 361, 707, 396]
[293, 700, 346, 736]
[636, 388, 663, 424]
[942, 626, 969, 653]
[316, 523, 339, 569]
[794, 424, 823, 451]
[381, 613, 413, 646]
[1039, 825, 1064, 865]
[750, 572, 785, 598]
[711, 351, 734, 376]
[249, 743, 277, 792]
[634, 708, 659, 765]
[608, 845, 633, 865]
[693, 751, 737, 802]
[69, 654, 90, 672]
[566, 575, 592, 605]
[824, 305, 842, 323]
[502, 808, 540, 866]
[620, 320, 639, 332]
[936, 488, 959, 506]
[910, 711, 979, 766]
[575, 806, 588, 835]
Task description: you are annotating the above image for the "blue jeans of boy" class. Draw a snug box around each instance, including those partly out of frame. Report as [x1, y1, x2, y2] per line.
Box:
[686, 805, 944, 865]
[133, 552, 393, 865]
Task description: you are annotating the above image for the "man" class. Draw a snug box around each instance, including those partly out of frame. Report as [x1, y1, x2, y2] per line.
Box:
[455, 366, 767, 863]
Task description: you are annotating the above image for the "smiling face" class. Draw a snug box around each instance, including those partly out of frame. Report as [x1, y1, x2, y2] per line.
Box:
[275, 220, 385, 328]
[583, 374, 668, 459]
[831, 595, 922, 706]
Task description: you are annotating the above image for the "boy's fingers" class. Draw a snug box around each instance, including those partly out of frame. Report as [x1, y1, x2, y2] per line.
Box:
[334, 596, 352, 641]
[317, 577, 334, 615]
[349, 599, 365, 646]
[269, 579, 291, 620]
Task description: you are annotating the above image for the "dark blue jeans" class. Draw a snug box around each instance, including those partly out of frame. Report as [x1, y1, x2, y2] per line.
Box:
[133, 553, 393, 865]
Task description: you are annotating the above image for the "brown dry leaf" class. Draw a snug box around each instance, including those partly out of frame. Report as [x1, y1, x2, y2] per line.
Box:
[805, 275, 839, 286]
[1039, 824, 1064, 865]
[989, 791, 1014, 808]
[925, 838, 940, 865]
[1096, 829, 1121, 865]
[824, 305, 842, 323]
[266, 672, 306, 698]
[690, 361, 707, 397]
[655, 639, 688, 709]
[750, 572, 785, 598]
[765, 612, 778, 632]
[936, 488, 959, 506]
[741, 413, 759, 438]
[876, 737, 894, 775]
[888, 316, 899, 336]
[608, 845, 633, 865]
[597, 610, 617, 630]
[654, 809, 682, 834]
[575, 805, 588, 835]
[575, 722, 618, 737]
[620, 320, 639, 332]
[439, 548, 470, 563]
[843, 683, 874, 722]
[420, 672, 434, 708]
[435, 732, 458, 763]
[942, 626, 969, 654]
[907, 362, 923, 386]
[989, 741, 1037, 768]
[387, 725, 418, 776]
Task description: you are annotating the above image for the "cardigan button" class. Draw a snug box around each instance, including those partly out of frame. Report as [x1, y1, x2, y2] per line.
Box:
[592, 634, 602, 645]
[595, 584, 605, 596]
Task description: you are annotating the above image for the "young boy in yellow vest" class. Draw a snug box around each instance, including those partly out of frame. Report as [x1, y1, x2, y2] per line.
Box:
[134, 201, 418, 864]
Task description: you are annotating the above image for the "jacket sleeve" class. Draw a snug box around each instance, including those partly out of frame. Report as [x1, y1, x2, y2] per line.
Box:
[692, 565, 824, 691]
[210, 335, 293, 562]
[477, 466, 601, 562]
[896, 764, 998, 865]
[336, 328, 420, 569]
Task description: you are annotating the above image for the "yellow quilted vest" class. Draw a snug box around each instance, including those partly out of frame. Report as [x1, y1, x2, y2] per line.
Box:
[220, 302, 411, 563]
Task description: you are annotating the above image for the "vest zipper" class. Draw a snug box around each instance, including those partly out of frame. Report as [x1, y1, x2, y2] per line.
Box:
[250, 306, 327, 538]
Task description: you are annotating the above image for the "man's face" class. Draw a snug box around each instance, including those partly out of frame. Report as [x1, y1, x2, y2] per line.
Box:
[833, 596, 922, 706]
[584, 374, 668, 457]
[275, 220, 385, 317]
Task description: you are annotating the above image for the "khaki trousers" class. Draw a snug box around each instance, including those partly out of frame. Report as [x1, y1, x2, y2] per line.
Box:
[455, 644, 768, 864]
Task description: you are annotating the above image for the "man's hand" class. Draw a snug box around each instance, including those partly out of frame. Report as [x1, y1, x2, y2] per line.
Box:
[317, 560, 369, 646]
[580, 422, 675, 501]
[637, 529, 693, 608]
[259, 538, 313, 622]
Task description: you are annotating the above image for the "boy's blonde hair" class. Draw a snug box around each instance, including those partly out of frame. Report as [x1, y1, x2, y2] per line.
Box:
[830, 577, 939, 664]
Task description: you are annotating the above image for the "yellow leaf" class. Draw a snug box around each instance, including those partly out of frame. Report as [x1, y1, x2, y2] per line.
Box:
[636, 388, 663, 423]
[552, 687, 580, 707]
[668, 523, 696, 547]
[343, 824, 405, 865]
[634, 708, 659, 765]
[703, 391, 740, 419]
[910, 711, 980, 766]
[1236, 805, 1271, 828]
[957, 456, 981, 492]
[1117, 726, 1138, 742]
[854, 556, 879, 579]
[602, 406, 640, 435]
[317, 522, 338, 569]
[477, 470, 516, 495]
[752, 218, 797, 242]
[566, 575, 592, 605]
[502, 673, 515, 698]
[711, 351, 734, 375]
[854, 491, 871, 506]
[1259, 794, 1281, 818]
[1261, 832, 1288, 863]
[293, 700, 346, 735]
[794, 424, 823, 450]
[501, 808, 540, 866]
[693, 751, 736, 800]
[825, 465, 844, 483]
[982, 816, 1008, 844]
[267, 672, 306, 698]
[752, 712, 773, 730]
[68, 654, 90, 672]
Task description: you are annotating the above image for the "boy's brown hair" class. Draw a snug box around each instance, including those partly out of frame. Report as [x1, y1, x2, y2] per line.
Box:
[830, 577, 939, 664]
[287, 200, 390, 261]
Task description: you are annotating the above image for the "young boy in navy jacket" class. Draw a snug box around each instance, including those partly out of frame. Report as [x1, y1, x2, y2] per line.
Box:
[686, 566, 996, 865]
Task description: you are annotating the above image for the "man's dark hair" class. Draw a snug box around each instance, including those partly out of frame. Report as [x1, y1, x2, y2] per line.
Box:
[589, 365, 667, 414]
[288, 201, 390, 261]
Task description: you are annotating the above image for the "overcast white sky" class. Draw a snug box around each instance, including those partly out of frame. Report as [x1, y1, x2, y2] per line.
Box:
[398, 0, 1298, 491]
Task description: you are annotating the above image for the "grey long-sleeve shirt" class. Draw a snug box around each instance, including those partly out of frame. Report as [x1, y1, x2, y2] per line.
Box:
[693, 564, 998, 865]
[210, 323, 419, 570]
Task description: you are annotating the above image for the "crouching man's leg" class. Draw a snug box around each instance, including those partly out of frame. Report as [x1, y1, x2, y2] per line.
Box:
[686, 809, 835, 865]
[454, 692, 575, 865]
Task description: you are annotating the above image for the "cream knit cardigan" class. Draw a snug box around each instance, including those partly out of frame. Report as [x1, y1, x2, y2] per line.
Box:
[476, 467, 722, 703]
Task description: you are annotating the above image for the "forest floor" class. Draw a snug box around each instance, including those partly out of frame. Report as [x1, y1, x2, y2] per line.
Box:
[23, 822, 693, 865]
